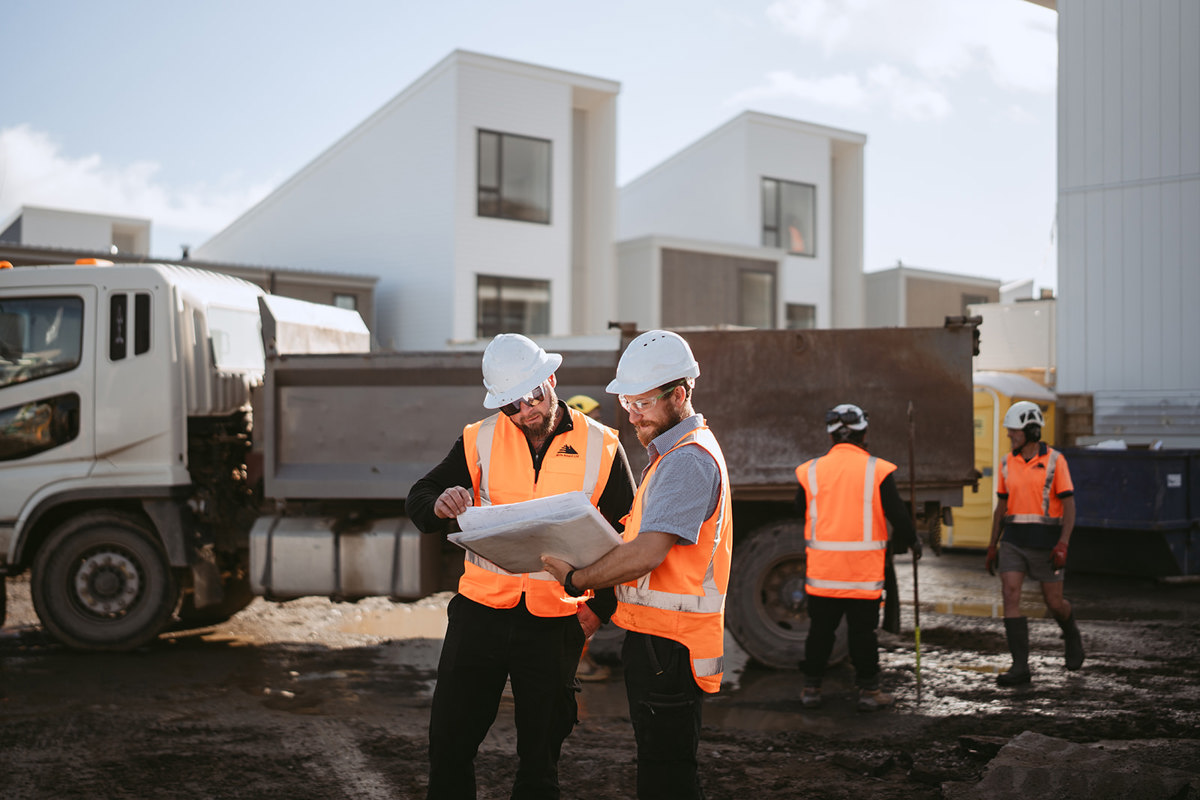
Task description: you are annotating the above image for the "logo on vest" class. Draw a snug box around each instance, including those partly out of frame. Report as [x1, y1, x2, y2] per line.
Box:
[1033, 463, 1046, 470]
[556, 444, 580, 457]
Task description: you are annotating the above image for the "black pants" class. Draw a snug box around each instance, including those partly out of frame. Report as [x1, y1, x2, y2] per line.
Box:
[621, 631, 706, 800]
[427, 594, 584, 800]
[803, 594, 881, 689]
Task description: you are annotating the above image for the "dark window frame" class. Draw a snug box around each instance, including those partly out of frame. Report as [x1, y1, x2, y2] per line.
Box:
[761, 176, 817, 257]
[477, 129, 552, 225]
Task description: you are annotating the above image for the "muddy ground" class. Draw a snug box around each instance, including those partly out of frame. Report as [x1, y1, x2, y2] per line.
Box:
[2, 551, 1199, 799]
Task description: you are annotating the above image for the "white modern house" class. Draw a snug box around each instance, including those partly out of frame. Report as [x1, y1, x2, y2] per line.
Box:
[1054, 0, 1200, 446]
[616, 111, 866, 330]
[195, 50, 620, 350]
[0, 206, 150, 257]
[864, 263, 999, 328]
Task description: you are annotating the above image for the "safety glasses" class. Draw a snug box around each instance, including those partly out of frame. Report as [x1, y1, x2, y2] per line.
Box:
[500, 383, 547, 416]
[619, 382, 680, 413]
[826, 407, 867, 427]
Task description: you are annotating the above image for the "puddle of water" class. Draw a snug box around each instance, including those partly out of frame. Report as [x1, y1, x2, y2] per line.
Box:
[337, 604, 448, 638]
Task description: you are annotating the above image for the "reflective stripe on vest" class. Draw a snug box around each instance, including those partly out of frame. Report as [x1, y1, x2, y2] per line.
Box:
[804, 455, 888, 552]
[1002, 449, 1063, 526]
[461, 407, 619, 616]
[613, 424, 732, 692]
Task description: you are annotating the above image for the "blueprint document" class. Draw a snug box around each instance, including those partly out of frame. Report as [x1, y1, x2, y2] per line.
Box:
[448, 491, 622, 575]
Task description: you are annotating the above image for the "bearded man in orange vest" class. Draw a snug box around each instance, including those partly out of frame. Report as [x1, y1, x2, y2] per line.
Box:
[542, 330, 732, 800]
[407, 333, 636, 800]
[795, 403, 921, 712]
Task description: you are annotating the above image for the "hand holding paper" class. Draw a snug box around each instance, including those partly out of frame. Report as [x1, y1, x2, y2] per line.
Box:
[448, 491, 622, 575]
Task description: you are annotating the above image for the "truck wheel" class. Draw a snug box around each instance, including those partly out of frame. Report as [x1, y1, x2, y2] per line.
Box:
[32, 511, 180, 651]
[727, 519, 848, 669]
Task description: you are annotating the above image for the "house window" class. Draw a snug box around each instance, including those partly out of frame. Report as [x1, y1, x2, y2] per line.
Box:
[477, 276, 550, 338]
[786, 303, 817, 330]
[333, 293, 357, 311]
[738, 270, 775, 328]
[761, 177, 816, 257]
[478, 130, 551, 224]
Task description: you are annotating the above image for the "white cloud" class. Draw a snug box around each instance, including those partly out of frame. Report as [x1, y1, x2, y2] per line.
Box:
[0, 124, 270, 238]
[727, 70, 869, 109]
[765, 0, 1056, 94]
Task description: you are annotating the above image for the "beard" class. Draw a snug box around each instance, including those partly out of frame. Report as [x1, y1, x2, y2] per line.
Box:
[635, 403, 688, 447]
[515, 385, 559, 440]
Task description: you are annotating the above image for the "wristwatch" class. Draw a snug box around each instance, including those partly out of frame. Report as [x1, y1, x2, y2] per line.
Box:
[564, 569, 585, 598]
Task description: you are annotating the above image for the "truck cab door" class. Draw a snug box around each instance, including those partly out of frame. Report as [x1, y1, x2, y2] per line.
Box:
[0, 287, 97, 557]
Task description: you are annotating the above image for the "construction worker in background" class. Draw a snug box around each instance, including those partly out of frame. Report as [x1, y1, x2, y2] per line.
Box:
[795, 404, 921, 712]
[986, 400, 1083, 686]
[406, 334, 636, 800]
[564, 394, 612, 682]
[542, 330, 732, 800]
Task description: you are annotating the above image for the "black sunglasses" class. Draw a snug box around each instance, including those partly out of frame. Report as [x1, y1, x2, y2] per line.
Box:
[500, 383, 547, 417]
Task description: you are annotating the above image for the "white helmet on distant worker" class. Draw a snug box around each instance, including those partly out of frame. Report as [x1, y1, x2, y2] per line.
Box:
[481, 334, 562, 409]
[605, 330, 700, 396]
[826, 403, 869, 433]
[1003, 400, 1044, 430]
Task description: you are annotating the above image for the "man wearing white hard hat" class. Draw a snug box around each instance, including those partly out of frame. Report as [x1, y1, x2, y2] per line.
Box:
[985, 400, 1082, 687]
[794, 403, 920, 712]
[407, 333, 635, 800]
[542, 330, 732, 800]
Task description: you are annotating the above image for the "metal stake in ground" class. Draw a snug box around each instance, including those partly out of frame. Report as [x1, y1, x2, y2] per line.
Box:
[908, 400, 922, 703]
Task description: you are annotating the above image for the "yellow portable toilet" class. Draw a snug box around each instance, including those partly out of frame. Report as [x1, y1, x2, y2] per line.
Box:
[946, 371, 1057, 548]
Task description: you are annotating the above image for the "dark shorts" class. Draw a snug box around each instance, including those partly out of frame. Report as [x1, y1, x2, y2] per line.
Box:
[998, 541, 1063, 583]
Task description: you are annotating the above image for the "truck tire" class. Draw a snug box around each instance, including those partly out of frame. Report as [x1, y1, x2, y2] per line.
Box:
[32, 510, 180, 651]
[727, 519, 848, 669]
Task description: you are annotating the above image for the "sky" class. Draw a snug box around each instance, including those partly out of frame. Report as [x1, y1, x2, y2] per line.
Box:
[0, 0, 1059, 292]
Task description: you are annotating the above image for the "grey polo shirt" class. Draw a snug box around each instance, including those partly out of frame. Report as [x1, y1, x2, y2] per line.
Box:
[637, 414, 722, 545]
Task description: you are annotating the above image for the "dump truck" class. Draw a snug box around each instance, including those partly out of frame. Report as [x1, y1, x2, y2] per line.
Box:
[0, 262, 978, 667]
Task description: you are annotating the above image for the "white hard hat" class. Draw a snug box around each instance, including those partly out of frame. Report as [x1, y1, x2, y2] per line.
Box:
[606, 330, 700, 396]
[826, 403, 869, 433]
[1003, 400, 1044, 430]
[481, 334, 562, 409]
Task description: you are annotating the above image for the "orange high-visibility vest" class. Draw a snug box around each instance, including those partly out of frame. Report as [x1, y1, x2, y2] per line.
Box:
[998, 444, 1073, 526]
[461, 406, 620, 617]
[795, 443, 896, 600]
[613, 425, 732, 693]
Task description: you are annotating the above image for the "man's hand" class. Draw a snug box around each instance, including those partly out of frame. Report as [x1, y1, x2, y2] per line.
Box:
[986, 545, 999, 576]
[1051, 541, 1069, 570]
[911, 538, 923, 562]
[434, 486, 473, 519]
[541, 555, 572, 584]
[576, 604, 601, 638]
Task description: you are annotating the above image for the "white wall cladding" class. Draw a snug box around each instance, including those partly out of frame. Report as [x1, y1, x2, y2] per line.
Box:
[1056, 0, 1200, 444]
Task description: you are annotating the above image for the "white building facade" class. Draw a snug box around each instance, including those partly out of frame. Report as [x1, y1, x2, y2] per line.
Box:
[1056, 0, 1200, 446]
[195, 51, 619, 350]
[617, 112, 866, 330]
[0, 206, 150, 258]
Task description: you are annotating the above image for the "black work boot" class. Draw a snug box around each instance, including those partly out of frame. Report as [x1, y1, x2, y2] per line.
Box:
[1057, 612, 1085, 670]
[997, 617, 1031, 686]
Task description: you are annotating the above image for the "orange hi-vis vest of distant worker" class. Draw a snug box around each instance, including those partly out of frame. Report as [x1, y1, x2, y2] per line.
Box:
[613, 425, 732, 694]
[998, 444, 1072, 526]
[795, 442, 896, 600]
[461, 406, 620, 617]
